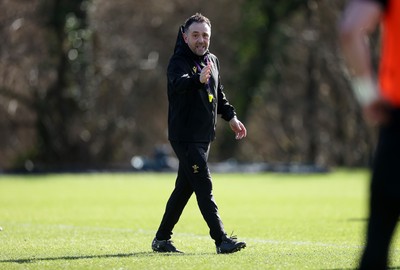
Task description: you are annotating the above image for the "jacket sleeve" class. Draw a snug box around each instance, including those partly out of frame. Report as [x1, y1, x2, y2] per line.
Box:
[214, 58, 236, 121]
[167, 56, 204, 94]
[217, 81, 236, 121]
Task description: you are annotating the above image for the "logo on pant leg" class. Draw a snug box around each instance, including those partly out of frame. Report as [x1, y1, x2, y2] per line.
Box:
[192, 164, 199, 174]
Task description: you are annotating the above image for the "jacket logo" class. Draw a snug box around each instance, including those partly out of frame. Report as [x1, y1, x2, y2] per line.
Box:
[192, 164, 199, 174]
[192, 66, 197, 73]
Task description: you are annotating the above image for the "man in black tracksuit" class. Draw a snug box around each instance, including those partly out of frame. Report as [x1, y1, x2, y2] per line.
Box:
[152, 13, 247, 254]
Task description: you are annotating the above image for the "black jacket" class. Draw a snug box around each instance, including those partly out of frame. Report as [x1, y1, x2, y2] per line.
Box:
[167, 26, 236, 142]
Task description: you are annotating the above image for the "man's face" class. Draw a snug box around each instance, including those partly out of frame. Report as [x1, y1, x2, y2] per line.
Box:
[183, 22, 211, 56]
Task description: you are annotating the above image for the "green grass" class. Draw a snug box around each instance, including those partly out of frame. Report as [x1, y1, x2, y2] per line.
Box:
[0, 170, 399, 269]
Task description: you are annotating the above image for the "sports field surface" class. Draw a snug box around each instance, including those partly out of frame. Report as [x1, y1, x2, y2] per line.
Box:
[1, 170, 399, 269]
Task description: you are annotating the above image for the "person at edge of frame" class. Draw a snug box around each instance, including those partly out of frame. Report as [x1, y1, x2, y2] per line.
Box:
[339, 0, 400, 269]
[151, 13, 247, 254]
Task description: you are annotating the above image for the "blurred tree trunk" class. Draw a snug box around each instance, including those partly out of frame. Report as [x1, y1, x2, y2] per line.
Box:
[234, 0, 309, 119]
[304, 1, 318, 163]
[215, 0, 309, 160]
[33, 0, 91, 169]
[304, 44, 318, 163]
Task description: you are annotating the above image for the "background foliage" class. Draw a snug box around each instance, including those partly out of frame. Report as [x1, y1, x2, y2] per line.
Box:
[0, 0, 377, 171]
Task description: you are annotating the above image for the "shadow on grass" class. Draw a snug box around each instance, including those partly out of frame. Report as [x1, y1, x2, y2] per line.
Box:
[0, 251, 213, 264]
[329, 266, 400, 270]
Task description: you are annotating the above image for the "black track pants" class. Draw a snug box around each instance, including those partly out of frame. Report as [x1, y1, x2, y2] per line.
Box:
[156, 141, 226, 244]
[359, 109, 400, 270]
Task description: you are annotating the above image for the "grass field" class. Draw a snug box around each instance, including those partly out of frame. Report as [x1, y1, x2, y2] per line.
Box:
[1, 170, 400, 269]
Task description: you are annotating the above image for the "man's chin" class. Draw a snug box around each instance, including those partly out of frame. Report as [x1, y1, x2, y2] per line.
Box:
[195, 49, 207, 56]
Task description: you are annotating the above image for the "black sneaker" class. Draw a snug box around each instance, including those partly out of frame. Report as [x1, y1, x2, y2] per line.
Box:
[216, 234, 246, 254]
[151, 237, 184, 253]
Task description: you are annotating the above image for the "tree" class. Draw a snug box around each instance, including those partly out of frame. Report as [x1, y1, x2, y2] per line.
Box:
[0, 0, 92, 170]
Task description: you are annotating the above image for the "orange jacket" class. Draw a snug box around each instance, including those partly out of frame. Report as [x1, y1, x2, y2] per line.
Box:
[379, 0, 400, 106]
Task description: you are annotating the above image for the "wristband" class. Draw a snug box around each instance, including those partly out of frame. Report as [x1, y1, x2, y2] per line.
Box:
[350, 77, 378, 106]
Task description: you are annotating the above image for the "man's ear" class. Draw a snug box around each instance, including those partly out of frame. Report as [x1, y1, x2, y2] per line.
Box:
[183, 32, 189, 44]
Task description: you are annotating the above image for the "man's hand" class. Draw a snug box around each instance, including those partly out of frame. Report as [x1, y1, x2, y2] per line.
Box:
[199, 60, 212, 84]
[229, 117, 247, 140]
[363, 99, 391, 126]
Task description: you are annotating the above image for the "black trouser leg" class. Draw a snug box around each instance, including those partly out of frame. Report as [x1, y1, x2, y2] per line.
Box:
[359, 110, 400, 270]
[183, 143, 225, 244]
[156, 162, 193, 241]
[156, 141, 225, 244]
[359, 191, 400, 270]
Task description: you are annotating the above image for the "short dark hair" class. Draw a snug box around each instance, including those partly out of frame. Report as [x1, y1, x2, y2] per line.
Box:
[183, 13, 211, 33]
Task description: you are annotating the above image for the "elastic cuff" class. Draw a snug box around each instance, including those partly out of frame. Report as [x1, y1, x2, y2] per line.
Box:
[193, 73, 204, 87]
